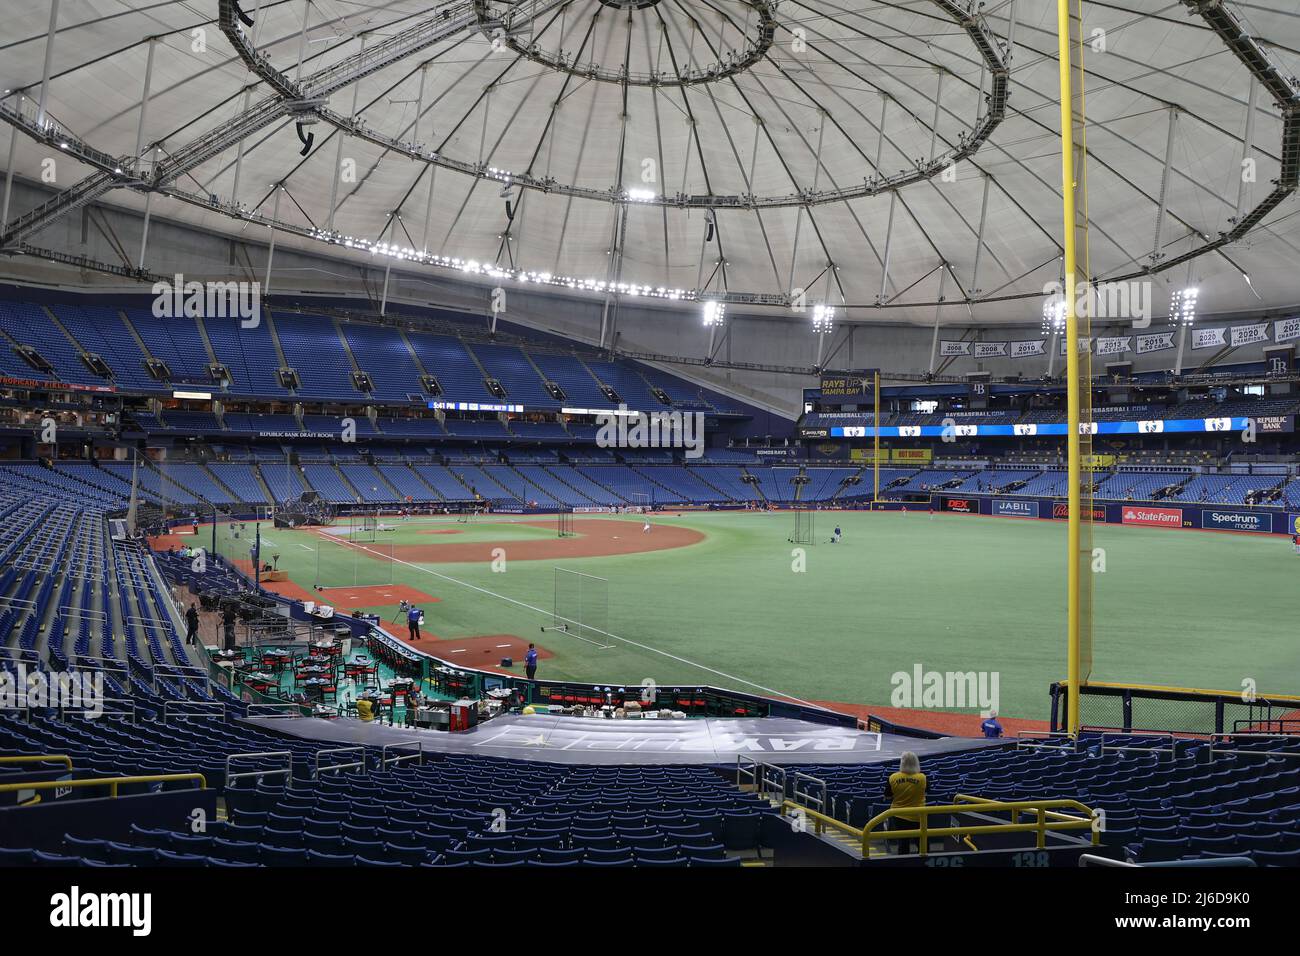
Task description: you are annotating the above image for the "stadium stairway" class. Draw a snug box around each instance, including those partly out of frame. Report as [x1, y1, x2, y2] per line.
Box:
[684, 465, 740, 502]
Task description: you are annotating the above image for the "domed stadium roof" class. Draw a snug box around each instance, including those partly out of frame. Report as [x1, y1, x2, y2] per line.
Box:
[1, 0, 1298, 324]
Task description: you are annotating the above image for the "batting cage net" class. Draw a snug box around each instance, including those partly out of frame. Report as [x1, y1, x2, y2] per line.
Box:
[788, 508, 816, 546]
[544, 567, 612, 647]
[313, 529, 394, 589]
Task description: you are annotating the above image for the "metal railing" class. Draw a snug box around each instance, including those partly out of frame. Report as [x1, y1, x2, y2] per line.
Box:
[244, 703, 308, 719]
[1015, 731, 1078, 751]
[791, 772, 828, 818]
[381, 741, 424, 768]
[314, 746, 367, 778]
[0, 772, 206, 799]
[1209, 733, 1300, 761]
[226, 751, 294, 788]
[1097, 731, 1179, 762]
[0, 754, 73, 772]
[162, 700, 226, 723]
[858, 794, 1099, 857]
[1081, 853, 1256, 868]
[779, 800, 865, 843]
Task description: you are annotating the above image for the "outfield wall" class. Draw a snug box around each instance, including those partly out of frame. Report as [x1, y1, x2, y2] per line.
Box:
[914, 494, 1300, 536]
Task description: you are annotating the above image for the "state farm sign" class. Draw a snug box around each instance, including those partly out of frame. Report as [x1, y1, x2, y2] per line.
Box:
[1121, 506, 1183, 528]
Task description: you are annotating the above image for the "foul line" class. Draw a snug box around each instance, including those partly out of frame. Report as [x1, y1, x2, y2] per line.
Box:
[315, 529, 821, 708]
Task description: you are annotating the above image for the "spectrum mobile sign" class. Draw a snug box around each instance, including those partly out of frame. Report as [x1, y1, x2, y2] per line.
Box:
[1121, 506, 1184, 528]
[1204, 510, 1268, 533]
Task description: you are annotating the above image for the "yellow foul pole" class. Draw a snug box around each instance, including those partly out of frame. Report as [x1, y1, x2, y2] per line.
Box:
[873, 371, 881, 501]
[1057, 0, 1082, 735]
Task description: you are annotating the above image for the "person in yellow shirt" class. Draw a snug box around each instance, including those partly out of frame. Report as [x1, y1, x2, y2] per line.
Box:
[884, 751, 927, 855]
[356, 697, 375, 722]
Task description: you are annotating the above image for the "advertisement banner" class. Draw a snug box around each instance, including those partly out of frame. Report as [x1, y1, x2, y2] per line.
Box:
[992, 499, 1039, 518]
[1203, 509, 1268, 533]
[942, 497, 979, 514]
[807, 442, 850, 460]
[1120, 505, 1184, 528]
[1253, 415, 1295, 434]
[1052, 502, 1107, 521]
[891, 448, 933, 463]
[1082, 453, 1116, 468]
[850, 448, 889, 464]
[819, 374, 869, 397]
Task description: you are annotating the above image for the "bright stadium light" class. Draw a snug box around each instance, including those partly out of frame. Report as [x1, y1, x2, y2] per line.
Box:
[626, 187, 656, 202]
[702, 299, 726, 327]
[1041, 295, 1067, 334]
[811, 303, 834, 334]
[1170, 286, 1199, 326]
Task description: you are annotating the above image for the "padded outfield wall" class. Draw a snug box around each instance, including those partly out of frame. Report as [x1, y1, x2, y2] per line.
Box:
[871, 494, 1300, 537]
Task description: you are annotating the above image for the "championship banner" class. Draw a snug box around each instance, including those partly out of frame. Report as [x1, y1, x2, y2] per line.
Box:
[1136, 331, 1175, 353]
[1059, 336, 1093, 355]
[1192, 327, 1226, 349]
[1230, 323, 1270, 347]
[1096, 336, 1131, 356]
[819, 374, 869, 397]
[1010, 339, 1046, 358]
[1120, 505, 1184, 528]
[973, 342, 1008, 358]
[1274, 316, 1300, 344]
[939, 340, 971, 356]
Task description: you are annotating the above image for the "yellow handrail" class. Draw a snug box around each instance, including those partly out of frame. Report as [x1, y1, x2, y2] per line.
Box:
[0, 755, 74, 772]
[0, 773, 206, 799]
[780, 800, 864, 841]
[861, 794, 1099, 856]
[1071, 679, 1300, 704]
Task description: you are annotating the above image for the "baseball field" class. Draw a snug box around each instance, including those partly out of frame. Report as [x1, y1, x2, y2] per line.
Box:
[203, 509, 1299, 726]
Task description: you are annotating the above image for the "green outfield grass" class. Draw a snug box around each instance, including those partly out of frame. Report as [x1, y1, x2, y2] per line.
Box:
[232, 511, 1300, 719]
